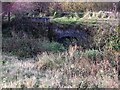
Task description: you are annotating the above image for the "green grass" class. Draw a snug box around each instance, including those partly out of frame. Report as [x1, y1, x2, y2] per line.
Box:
[51, 16, 97, 25]
[43, 42, 66, 53]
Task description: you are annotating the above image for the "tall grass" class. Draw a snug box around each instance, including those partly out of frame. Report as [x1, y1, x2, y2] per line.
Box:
[1, 44, 118, 88]
[1, 15, 119, 88]
[2, 38, 66, 58]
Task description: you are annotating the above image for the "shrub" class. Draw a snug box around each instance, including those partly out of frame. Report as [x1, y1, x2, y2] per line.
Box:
[83, 49, 103, 61]
[43, 42, 66, 53]
[108, 35, 120, 52]
[2, 38, 66, 58]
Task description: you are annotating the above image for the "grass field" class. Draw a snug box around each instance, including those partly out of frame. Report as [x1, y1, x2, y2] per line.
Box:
[1, 12, 120, 88]
[1, 38, 119, 88]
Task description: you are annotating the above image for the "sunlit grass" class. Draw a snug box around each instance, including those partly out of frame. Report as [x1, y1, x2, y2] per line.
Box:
[51, 16, 97, 25]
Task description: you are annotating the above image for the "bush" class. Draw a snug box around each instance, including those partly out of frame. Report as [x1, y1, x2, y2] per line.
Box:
[44, 42, 66, 53]
[83, 49, 103, 61]
[108, 35, 120, 52]
[2, 38, 66, 58]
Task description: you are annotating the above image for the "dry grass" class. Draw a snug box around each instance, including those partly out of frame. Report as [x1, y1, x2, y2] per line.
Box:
[1, 45, 119, 88]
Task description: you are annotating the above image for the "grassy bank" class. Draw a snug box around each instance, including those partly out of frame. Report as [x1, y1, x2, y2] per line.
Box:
[1, 47, 118, 88]
[1, 16, 119, 88]
[1, 37, 119, 88]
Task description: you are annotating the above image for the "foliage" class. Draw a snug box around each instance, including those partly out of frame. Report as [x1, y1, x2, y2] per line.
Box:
[1, 2, 119, 89]
[93, 23, 119, 52]
[52, 16, 97, 26]
[2, 38, 66, 58]
[1, 48, 118, 88]
[52, 17, 78, 25]
[44, 42, 66, 53]
[83, 49, 103, 60]
[2, 2, 115, 18]
[108, 35, 120, 52]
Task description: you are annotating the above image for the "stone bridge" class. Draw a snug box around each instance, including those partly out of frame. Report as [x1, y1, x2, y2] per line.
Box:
[10, 15, 119, 48]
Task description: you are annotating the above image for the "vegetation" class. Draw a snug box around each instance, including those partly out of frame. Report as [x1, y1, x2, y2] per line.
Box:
[51, 16, 97, 28]
[2, 38, 66, 58]
[1, 2, 120, 89]
[1, 45, 118, 88]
